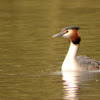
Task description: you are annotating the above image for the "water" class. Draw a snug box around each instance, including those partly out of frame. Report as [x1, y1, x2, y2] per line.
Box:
[0, 0, 100, 100]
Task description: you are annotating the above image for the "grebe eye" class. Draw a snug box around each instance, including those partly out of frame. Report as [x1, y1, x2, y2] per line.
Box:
[66, 31, 68, 33]
[63, 30, 68, 34]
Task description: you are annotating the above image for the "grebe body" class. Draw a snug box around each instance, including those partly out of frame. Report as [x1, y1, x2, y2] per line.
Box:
[52, 26, 100, 71]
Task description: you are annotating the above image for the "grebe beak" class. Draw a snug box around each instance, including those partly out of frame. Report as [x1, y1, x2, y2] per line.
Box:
[52, 33, 63, 38]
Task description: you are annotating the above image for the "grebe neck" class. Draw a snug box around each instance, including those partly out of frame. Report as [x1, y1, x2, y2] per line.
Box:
[66, 42, 79, 59]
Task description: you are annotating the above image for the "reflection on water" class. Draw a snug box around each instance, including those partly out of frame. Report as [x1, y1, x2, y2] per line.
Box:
[62, 71, 100, 100]
[62, 71, 80, 99]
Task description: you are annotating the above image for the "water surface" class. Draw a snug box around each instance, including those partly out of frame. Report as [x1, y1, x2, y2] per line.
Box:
[0, 0, 100, 100]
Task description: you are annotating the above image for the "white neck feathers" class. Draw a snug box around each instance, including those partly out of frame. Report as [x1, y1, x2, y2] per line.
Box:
[62, 42, 79, 71]
[66, 42, 79, 59]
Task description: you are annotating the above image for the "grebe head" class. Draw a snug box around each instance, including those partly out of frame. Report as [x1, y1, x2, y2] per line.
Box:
[52, 26, 81, 44]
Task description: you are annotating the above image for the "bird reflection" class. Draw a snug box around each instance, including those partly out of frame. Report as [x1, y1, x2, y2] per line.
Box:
[62, 71, 80, 100]
[62, 70, 100, 100]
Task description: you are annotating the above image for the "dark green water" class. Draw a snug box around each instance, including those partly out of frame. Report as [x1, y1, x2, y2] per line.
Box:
[0, 0, 100, 100]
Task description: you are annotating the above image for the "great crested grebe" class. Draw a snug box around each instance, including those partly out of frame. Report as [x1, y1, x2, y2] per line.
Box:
[52, 26, 100, 71]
